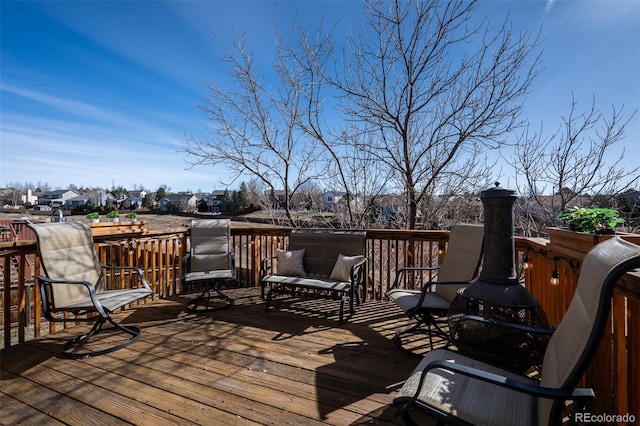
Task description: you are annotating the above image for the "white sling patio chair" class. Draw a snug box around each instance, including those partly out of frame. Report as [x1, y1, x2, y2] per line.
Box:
[393, 236, 640, 426]
[182, 219, 236, 312]
[30, 222, 153, 358]
[386, 224, 484, 354]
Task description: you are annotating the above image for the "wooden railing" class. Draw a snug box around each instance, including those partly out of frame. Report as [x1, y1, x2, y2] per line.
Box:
[0, 225, 452, 347]
[0, 219, 34, 242]
[1, 222, 638, 420]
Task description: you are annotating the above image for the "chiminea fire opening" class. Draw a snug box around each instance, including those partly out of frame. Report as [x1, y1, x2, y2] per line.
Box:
[448, 183, 549, 371]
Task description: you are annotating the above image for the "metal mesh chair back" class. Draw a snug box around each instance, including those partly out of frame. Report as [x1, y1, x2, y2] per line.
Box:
[190, 219, 231, 273]
[31, 222, 103, 308]
[435, 224, 484, 302]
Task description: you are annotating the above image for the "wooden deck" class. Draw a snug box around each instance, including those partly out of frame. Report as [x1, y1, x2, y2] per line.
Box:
[1, 288, 439, 425]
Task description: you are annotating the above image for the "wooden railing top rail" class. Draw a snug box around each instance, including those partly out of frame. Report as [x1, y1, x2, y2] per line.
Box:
[228, 226, 452, 239]
[4, 226, 638, 296]
[515, 235, 640, 300]
[0, 240, 36, 254]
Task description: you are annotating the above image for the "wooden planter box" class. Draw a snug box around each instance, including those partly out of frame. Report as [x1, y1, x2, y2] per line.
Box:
[547, 227, 640, 254]
[89, 221, 146, 237]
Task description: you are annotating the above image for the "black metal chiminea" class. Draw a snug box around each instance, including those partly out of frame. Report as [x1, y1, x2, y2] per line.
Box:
[448, 183, 549, 371]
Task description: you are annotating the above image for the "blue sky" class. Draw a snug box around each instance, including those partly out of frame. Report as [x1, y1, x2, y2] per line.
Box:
[1, 0, 638, 193]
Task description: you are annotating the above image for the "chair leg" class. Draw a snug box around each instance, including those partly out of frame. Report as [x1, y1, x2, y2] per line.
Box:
[393, 322, 427, 356]
[186, 284, 234, 312]
[427, 318, 450, 346]
[62, 315, 142, 358]
[396, 400, 421, 426]
[393, 318, 450, 356]
[265, 285, 279, 313]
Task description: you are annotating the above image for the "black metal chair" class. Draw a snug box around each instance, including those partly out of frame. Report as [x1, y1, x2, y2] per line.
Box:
[182, 219, 236, 312]
[29, 222, 153, 358]
[393, 236, 640, 426]
[386, 224, 484, 354]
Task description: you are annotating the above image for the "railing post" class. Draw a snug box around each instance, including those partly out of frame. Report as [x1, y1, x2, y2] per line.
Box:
[251, 231, 259, 287]
[17, 255, 26, 343]
[3, 255, 11, 348]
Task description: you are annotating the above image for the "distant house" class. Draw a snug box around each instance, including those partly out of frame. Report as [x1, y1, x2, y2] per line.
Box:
[21, 189, 38, 205]
[36, 190, 79, 207]
[375, 194, 418, 224]
[159, 193, 198, 212]
[79, 189, 118, 208]
[128, 190, 148, 200]
[380, 203, 402, 222]
[64, 194, 91, 209]
[122, 190, 147, 209]
[200, 190, 227, 213]
[103, 192, 120, 208]
[321, 191, 346, 211]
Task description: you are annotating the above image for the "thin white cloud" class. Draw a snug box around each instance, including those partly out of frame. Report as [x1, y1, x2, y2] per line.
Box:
[544, 0, 556, 16]
[0, 111, 222, 192]
[2, 83, 110, 121]
[1, 83, 184, 147]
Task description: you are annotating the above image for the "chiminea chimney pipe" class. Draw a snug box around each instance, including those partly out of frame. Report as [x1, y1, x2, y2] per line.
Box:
[478, 182, 518, 286]
[460, 182, 538, 306]
[448, 182, 549, 371]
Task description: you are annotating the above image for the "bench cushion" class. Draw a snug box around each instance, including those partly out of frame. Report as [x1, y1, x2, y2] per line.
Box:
[262, 274, 351, 292]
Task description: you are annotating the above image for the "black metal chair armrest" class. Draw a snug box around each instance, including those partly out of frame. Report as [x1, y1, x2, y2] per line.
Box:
[182, 253, 192, 279]
[230, 250, 237, 280]
[260, 256, 277, 276]
[349, 257, 368, 301]
[100, 263, 153, 292]
[350, 257, 367, 279]
[35, 275, 107, 319]
[418, 359, 594, 402]
[390, 265, 441, 291]
[458, 314, 556, 335]
[411, 279, 475, 315]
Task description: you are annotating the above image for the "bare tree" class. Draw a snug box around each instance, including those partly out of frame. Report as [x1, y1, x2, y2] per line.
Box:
[327, 0, 540, 228]
[184, 33, 325, 227]
[334, 139, 392, 228]
[2, 182, 24, 206]
[510, 94, 638, 234]
[185, 1, 539, 229]
[274, 20, 391, 227]
[268, 20, 405, 228]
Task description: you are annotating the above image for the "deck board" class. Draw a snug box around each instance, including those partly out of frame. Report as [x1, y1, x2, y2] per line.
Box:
[1, 288, 437, 425]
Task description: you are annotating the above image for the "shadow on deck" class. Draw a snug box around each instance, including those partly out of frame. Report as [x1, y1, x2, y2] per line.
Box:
[1, 288, 440, 425]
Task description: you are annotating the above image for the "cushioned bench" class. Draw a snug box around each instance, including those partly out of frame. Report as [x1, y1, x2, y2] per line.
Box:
[261, 230, 367, 323]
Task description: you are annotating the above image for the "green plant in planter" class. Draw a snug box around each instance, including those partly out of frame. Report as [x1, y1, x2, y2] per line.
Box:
[558, 207, 624, 234]
[106, 210, 120, 219]
[125, 211, 138, 220]
[86, 212, 100, 220]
